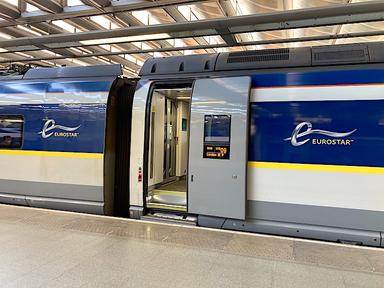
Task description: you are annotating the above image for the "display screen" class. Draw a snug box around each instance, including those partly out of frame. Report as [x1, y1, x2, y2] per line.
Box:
[204, 115, 231, 143]
[182, 118, 188, 131]
[203, 115, 231, 159]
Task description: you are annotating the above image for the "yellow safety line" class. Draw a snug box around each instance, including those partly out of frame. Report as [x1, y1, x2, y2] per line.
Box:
[146, 203, 187, 212]
[0, 149, 103, 159]
[248, 161, 384, 175]
[152, 190, 187, 196]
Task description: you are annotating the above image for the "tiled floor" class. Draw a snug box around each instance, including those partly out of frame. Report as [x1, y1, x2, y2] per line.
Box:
[0, 204, 383, 287]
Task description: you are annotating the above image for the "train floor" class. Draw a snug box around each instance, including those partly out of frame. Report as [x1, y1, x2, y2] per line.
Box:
[147, 178, 187, 211]
[0, 204, 383, 288]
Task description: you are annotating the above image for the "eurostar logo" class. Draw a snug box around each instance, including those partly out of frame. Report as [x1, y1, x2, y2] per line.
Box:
[38, 118, 81, 138]
[285, 121, 356, 147]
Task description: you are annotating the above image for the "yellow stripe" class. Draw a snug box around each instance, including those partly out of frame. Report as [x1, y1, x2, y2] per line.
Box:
[0, 150, 103, 159]
[152, 190, 187, 196]
[248, 161, 384, 175]
[146, 203, 187, 212]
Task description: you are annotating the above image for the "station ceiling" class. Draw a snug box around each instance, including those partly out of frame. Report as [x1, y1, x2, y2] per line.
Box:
[0, 0, 383, 76]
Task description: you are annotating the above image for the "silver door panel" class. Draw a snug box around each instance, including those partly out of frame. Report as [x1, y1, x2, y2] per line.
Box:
[188, 77, 250, 220]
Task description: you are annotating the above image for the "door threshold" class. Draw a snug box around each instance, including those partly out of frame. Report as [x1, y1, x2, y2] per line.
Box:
[146, 202, 187, 212]
[142, 212, 196, 226]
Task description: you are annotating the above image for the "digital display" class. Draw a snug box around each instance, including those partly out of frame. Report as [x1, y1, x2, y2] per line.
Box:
[203, 144, 230, 159]
[182, 118, 188, 131]
[203, 115, 231, 159]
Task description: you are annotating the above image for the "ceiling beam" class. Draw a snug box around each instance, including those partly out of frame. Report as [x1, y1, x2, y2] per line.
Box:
[28, 21, 129, 68]
[0, 0, 204, 28]
[81, 0, 111, 8]
[66, 18, 105, 31]
[0, 1, 382, 50]
[24, 0, 63, 14]
[0, 27, 31, 38]
[217, 0, 236, 17]
[1, 29, 384, 64]
[164, 6, 213, 52]
[114, 11, 182, 56]
[217, 0, 256, 48]
[0, 50, 82, 67]
[114, 12, 143, 26]
[216, 27, 238, 46]
[65, 17, 146, 67]
[0, 2, 20, 20]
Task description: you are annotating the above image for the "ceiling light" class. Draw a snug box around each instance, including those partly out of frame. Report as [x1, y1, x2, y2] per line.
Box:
[0, 48, 8, 53]
[41, 49, 56, 56]
[52, 20, 77, 33]
[15, 52, 34, 58]
[79, 33, 170, 45]
[0, 32, 12, 40]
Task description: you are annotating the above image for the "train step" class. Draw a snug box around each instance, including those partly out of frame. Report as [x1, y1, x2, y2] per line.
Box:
[142, 212, 197, 226]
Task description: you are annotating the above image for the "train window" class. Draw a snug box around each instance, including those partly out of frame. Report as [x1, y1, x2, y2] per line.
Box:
[203, 115, 231, 160]
[0, 115, 24, 149]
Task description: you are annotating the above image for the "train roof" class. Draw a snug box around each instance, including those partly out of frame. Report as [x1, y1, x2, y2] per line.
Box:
[139, 41, 384, 77]
[0, 64, 122, 82]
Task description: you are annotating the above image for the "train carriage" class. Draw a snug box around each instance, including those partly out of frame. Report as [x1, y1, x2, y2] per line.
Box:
[1, 41, 384, 247]
[0, 65, 136, 215]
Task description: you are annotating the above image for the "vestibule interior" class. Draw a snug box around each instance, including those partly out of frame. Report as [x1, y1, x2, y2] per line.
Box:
[146, 85, 192, 212]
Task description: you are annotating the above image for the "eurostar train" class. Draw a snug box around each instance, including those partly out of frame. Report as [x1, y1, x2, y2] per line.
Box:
[1, 41, 384, 247]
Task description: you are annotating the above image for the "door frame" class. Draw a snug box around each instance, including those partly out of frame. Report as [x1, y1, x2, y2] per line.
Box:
[163, 97, 178, 183]
[142, 80, 194, 213]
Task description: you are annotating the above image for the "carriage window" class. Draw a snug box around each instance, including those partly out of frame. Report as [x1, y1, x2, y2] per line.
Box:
[0, 116, 24, 149]
[203, 115, 231, 159]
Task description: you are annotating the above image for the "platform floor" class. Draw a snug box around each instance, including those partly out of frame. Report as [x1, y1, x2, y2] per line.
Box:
[0, 204, 383, 288]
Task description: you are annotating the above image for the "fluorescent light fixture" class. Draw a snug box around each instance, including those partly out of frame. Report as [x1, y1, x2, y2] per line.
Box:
[0, 48, 8, 53]
[0, 32, 12, 40]
[79, 33, 170, 45]
[92, 56, 110, 64]
[52, 20, 77, 33]
[90, 16, 112, 29]
[15, 52, 33, 58]
[4, 0, 18, 6]
[69, 47, 84, 54]
[41, 49, 56, 56]
[176, 97, 191, 100]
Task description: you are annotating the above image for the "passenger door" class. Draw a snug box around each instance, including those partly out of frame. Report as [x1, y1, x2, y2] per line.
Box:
[188, 77, 250, 220]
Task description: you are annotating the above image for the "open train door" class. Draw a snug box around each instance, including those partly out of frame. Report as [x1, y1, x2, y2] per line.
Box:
[188, 77, 251, 220]
[106, 78, 138, 217]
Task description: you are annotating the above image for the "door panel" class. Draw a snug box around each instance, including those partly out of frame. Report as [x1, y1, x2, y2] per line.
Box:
[188, 77, 250, 220]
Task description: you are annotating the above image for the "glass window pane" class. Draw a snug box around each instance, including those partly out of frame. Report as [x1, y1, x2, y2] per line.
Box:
[0, 115, 24, 149]
[204, 115, 231, 143]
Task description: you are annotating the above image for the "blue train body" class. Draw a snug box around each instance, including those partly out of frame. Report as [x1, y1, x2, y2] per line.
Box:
[1, 42, 384, 247]
[0, 80, 112, 153]
[249, 68, 384, 167]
